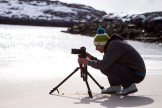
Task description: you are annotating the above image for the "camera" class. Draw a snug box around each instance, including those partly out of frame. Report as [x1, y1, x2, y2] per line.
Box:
[71, 46, 86, 58]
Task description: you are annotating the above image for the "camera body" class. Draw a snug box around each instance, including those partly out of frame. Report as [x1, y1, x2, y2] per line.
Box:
[71, 46, 86, 58]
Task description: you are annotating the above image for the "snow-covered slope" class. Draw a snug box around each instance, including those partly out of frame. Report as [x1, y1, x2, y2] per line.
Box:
[0, 0, 106, 26]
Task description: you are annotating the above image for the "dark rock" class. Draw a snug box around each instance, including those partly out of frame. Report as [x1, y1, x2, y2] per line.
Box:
[65, 12, 162, 43]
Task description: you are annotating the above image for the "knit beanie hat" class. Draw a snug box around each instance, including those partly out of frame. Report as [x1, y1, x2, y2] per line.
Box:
[93, 28, 110, 45]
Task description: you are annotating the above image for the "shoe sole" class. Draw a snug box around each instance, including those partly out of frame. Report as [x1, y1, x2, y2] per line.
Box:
[101, 91, 119, 94]
[117, 89, 138, 96]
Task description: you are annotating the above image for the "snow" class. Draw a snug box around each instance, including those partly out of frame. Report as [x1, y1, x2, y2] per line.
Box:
[153, 16, 162, 21]
[0, 0, 92, 22]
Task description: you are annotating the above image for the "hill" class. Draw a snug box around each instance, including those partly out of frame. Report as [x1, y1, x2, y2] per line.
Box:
[0, 0, 106, 27]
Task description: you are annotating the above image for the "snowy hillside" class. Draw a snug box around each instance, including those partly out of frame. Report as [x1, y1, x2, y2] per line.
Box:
[0, 0, 106, 27]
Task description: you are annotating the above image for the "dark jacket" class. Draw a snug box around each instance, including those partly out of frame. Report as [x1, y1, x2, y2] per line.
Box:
[89, 34, 146, 76]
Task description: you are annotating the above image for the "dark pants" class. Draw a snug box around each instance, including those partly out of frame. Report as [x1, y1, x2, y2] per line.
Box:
[101, 64, 145, 88]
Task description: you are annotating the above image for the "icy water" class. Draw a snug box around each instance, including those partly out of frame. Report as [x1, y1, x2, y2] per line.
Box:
[0, 24, 162, 81]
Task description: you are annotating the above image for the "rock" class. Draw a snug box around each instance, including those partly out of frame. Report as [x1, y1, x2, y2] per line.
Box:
[66, 12, 162, 43]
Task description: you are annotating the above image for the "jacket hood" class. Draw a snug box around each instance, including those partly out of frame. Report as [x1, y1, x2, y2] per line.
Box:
[104, 33, 124, 53]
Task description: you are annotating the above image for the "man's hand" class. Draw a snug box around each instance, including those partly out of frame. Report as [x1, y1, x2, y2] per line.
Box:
[78, 58, 88, 65]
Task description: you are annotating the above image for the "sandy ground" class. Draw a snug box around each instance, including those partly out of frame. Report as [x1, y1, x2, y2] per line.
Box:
[0, 74, 161, 108]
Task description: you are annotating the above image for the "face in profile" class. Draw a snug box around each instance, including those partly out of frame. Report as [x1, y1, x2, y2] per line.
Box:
[95, 45, 105, 53]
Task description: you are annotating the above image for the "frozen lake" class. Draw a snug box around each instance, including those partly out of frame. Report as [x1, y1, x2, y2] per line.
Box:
[0, 24, 162, 82]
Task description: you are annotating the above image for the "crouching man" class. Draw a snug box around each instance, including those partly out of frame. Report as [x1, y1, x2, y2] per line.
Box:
[78, 28, 146, 96]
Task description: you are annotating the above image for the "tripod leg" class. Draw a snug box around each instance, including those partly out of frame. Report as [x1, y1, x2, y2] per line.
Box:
[87, 72, 104, 90]
[85, 80, 93, 98]
[49, 67, 80, 94]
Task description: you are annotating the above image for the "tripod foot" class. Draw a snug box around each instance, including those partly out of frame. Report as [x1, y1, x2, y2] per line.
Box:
[49, 91, 53, 94]
[49, 88, 59, 94]
[88, 91, 93, 98]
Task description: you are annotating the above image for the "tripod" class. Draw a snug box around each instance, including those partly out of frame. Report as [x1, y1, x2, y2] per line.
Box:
[49, 64, 104, 98]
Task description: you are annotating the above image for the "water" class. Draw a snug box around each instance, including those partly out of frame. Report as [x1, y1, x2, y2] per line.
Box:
[0, 24, 162, 81]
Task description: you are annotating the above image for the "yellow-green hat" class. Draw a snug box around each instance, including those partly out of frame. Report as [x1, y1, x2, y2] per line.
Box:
[93, 28, 110, 45]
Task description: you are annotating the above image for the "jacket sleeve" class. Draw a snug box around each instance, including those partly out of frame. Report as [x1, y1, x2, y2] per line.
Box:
[90, 41, 128, 70]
